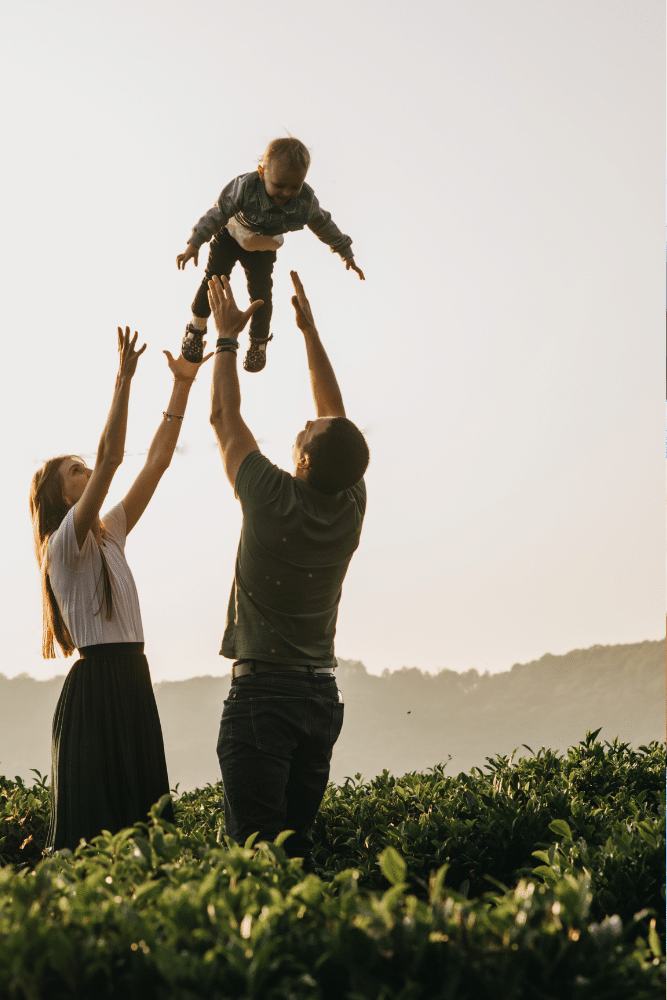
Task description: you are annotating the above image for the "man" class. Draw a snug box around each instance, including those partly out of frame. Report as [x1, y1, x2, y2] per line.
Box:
[207, 270, 369, 870]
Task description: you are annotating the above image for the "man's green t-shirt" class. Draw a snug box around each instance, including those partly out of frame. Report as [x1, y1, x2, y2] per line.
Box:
[221, 450, 366, 668]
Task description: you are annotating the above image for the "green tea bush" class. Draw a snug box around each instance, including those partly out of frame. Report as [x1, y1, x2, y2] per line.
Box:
[311, 733, 665, 927]
[166, 733, 665, 932]
[0, 734, 664, 999]
[0, 810, 663, 999]
[0, 770, 50, 869]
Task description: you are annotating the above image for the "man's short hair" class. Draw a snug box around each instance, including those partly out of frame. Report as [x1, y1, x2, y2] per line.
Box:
[303, 417, 369, 495]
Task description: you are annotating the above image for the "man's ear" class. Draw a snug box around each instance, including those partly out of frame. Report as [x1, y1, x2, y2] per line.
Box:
[257, 163, 265, 181]
[293, 450, 309, 482]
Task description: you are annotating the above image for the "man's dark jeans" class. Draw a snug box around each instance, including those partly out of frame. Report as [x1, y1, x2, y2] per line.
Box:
[216, 671, 344, 864]
[192, 228, 276, 341]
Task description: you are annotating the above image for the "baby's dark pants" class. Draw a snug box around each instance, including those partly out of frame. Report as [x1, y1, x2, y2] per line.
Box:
[192, 229, 276, 341]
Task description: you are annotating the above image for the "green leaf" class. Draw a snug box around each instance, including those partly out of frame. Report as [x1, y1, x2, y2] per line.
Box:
[133, 880, 162, 903]
[549, 819, 573, 841]
[131, 836, 153, 866]
[380, 883, 408, 911]
[636, 822, 657, 848]
[533, 865, 559, 886]
[290, 874, 324, 907]
[429, 864, 449, 902]
[648, 919, 662, 958]
[150, 794, 172, 819]
[379, 846, 407, 886]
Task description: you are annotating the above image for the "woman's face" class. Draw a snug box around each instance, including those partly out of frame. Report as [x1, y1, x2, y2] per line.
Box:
[59, 457, 91, 507]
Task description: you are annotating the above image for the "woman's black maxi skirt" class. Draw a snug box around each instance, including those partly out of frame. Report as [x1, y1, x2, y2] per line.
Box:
[47, 642, 174, 852]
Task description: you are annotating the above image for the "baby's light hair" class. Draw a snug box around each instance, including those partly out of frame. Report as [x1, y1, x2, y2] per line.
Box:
[262, 136, 311, 173]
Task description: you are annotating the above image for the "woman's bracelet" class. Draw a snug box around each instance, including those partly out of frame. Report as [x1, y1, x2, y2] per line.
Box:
[215, 345, 238, 355]
[216, 337, 239, 348]
[163, 411, 184, 422]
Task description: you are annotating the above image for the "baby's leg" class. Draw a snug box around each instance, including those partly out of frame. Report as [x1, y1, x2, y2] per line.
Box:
[183, 231, 240, 361]
[239, 247, 277, 373]
[191, 230, 240, 321]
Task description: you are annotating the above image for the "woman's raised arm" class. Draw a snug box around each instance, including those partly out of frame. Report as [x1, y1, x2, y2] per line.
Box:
[72, 327, 146, 548]
[121, 346, 212, 534]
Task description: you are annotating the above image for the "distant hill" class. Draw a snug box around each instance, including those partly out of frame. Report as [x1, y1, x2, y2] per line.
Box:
[1, 639, 663, 791]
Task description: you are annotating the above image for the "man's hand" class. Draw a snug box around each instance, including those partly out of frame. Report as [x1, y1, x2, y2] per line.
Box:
[290, 270, 317, 334]
[207, 275, 264, 339]
[290, 271, 345, 418]
[163, 346, 213, 381]
[176, 244, 199, 269]
[344, 257, 365, 280]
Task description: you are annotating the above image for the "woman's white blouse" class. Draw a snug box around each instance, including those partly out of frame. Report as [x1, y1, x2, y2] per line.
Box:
[47, 503, 144, 648]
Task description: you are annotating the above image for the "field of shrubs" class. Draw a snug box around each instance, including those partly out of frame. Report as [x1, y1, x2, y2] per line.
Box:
[0, 731, 664, 999]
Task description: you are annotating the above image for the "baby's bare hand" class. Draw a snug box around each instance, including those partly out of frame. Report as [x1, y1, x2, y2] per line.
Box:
[177, 244, 199, 270]
[345, 258, 365, 281]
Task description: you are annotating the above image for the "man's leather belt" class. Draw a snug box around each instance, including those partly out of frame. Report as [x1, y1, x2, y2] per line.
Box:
[232, 659, 335, 679]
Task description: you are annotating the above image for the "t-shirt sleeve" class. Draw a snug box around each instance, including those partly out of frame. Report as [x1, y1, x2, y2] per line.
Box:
[103, 502, 128, 550]
[47, 506, 81, 568]
[234, 450, 290, 511]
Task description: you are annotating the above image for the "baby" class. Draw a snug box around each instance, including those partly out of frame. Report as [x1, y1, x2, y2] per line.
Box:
[177, 137, 364, 372]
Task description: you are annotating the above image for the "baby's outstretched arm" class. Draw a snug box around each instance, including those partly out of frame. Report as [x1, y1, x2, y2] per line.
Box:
[178, 187, 240, 270]
[176, 243, 199, 269]
[308, 195, 364, 280]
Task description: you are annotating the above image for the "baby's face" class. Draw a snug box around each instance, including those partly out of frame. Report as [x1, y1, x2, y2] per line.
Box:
[259, 159, 308, 206]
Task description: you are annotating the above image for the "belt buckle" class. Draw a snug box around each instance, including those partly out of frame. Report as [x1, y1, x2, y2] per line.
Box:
[232, 660, 251, 680]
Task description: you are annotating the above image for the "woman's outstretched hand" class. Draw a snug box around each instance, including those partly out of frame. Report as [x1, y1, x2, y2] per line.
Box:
[163, 346, 213, 381]
[117, 327, 147, 380]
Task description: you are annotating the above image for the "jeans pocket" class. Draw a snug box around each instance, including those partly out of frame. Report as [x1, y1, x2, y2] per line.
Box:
[218, 699, 255, 751]
[250, 699, 298, 755]
[329, 702, 344, 745]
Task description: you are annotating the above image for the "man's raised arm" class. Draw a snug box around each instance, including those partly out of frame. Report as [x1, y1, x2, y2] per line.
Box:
[290, 270, 346, 418]
[208, 275, 264, 487]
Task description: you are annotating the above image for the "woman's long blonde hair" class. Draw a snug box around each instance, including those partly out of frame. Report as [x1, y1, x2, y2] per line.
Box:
[29, 456, 113, 658]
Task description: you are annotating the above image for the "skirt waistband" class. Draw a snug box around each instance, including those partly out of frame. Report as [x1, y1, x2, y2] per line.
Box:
[78, 642, 145, 658]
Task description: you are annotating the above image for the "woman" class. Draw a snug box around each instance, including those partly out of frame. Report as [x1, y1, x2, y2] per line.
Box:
[29, 327, 210, 852]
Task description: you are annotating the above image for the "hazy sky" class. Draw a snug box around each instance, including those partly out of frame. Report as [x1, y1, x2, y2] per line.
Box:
[1, 0, 663, 682]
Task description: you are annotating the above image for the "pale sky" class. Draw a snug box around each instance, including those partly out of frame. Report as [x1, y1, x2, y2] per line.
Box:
[1, 0, 664, 682]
